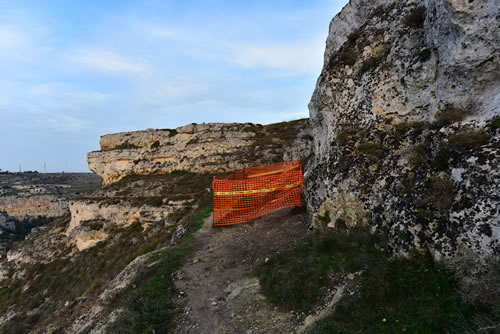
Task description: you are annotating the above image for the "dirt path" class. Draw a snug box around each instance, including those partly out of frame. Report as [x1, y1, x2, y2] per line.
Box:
[174, 207, 310, 334]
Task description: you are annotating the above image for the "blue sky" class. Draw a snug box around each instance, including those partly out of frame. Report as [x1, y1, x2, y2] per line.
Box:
[0, 0, 347, 172]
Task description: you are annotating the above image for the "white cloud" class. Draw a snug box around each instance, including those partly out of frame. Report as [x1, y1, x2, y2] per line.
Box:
[71, 49, 146, 73]
[145, 23, 324, 76]
[227, 39, 324, 75]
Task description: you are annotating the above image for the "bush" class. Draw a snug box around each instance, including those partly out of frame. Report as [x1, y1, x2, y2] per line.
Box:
[437, 105, 470, 125]
[356, 142, 384, 158]
[339, 48, 358, 66]
[432, 148, 450, 171]
[492, 117, 500, 129]
[427, 175, 455, 213]
[410, 142, 428, 167]
[394, 121, 429, 138]
[449, 130, 489, 149]
[418, 48, 432, 62]
[347, 29, 361, 42]
[360, 45, 391, 74]
[403, 6, 426, 28]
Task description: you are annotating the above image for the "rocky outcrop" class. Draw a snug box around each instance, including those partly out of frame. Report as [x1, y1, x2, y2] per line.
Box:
[74, 120, 312, 251]
[88, 120, 312, 185]
[0, 196, 68, 219]
[306, 0, 499, 261]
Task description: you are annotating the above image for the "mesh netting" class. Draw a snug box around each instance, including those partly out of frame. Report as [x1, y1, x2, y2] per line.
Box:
[212, 159, 303, 226]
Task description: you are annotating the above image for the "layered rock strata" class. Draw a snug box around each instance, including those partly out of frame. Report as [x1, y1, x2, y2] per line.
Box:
[89, 120, 312, 185]
[0, 196, 68, 219]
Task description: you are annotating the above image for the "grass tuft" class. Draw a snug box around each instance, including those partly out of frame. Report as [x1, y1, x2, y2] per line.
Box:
[339, 48, 358, 66]
[347, 29, 361, 43]
[403, 6, 426, 28]
[437, 105, 471, 125]
[356, 141, 384, 158]
[449, 130, 489, 149]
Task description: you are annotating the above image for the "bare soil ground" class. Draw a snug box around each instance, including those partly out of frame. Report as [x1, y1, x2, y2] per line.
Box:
[174, 207, 310, 334]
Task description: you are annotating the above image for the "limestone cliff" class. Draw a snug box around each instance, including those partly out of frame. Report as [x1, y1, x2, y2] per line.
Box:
[89, 120, 312, 185]
[68, 120, 311, 252]
[306, 0, 499, 261]
[0, 196, 68, 219]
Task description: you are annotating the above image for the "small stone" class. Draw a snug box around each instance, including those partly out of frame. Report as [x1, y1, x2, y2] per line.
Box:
[347, 273, 355, 280]
[212, 301, 218, 306]
[179, 291, 185, 296]
[265, 257, 270, 263]
[192, 258, 200, 264]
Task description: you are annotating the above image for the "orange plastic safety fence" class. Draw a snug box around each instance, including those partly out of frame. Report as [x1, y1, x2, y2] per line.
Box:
[212, 159, 304, 226]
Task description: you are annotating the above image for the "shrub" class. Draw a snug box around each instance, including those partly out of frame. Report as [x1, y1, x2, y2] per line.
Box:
[360, 45, 391, 74]
[394, 121, 429, 138]
[373, 5, 385, 17]
[432, 148, 450, 171]
[418, 48, 432, 62]
[339, 48, 358, 66]
[491, 117, 500, 129]
[399, 173, 415, 194]
[427, 175, 455, 213]
[449, 130, 489, 149]
[410, 142, 428, 167]
[403, 6, 426, 28]
[437, 105, 470, 125]
[347, 29, 361, 42]
[356, 141, 384, 158]
[151, 140, 160, 149]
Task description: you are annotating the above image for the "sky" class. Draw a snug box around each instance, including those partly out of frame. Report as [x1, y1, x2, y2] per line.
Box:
[0, 0, 347, 172]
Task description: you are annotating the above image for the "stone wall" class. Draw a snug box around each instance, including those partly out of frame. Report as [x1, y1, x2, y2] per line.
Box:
[306, 0, 499, 261]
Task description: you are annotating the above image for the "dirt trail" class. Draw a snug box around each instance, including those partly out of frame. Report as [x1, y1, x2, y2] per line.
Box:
[174, 207, 310, 334]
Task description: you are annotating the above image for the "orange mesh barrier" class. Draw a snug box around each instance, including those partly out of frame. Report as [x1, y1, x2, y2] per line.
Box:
[212, 158, 304, 226]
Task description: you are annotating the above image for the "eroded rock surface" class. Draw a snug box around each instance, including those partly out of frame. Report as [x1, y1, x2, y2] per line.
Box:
[306, 0, 499, 261]
[89, 120, 312, 185]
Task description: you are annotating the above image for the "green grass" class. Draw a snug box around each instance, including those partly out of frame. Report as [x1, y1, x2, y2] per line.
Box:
[449, 130, 490, 149]
[256, 227, 496, 334]
[308, 254, 482, 334]
[107, 209, 212, 334]
[256, 227, 384, 313]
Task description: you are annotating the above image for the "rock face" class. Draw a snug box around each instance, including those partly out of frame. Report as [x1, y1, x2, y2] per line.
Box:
[306, 0, 499, 261]
[89, 120, 312, 185]
[0, 196, 68, 219]
[70, 120, 312, 251]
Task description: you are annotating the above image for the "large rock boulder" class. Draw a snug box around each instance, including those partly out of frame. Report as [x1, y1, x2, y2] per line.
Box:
[306, 0, 499, 261]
